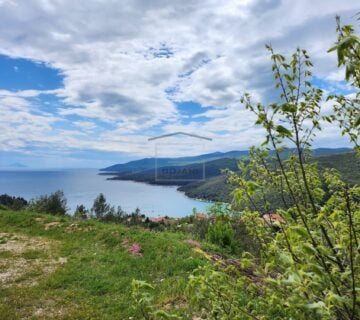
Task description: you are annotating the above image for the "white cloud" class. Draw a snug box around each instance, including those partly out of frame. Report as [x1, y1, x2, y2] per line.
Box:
[0, 0, 358, 162]
[73, 121, 97, 131]
[0, 90, 58, 151]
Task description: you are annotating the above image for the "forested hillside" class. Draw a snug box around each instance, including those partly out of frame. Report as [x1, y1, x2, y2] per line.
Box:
[102, 148, 351, 173]
[108, 151, 359, 203]
[180, 152, 360, 202]
[107, 158, 239, 185]
[101, 150, 249, 173]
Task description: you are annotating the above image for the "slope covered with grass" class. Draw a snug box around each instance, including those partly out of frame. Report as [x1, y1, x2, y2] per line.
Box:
[0, 210, 206, 319]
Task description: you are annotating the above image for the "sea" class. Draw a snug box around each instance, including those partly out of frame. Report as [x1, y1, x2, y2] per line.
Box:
[0, 169, 211, 218]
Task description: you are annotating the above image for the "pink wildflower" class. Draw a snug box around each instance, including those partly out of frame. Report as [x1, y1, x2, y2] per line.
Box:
[129, 243, 142, 257]
[121, 238, 143, 257]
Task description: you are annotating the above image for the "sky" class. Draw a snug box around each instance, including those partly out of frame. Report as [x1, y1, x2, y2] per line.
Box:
[0, 0, 358, 168]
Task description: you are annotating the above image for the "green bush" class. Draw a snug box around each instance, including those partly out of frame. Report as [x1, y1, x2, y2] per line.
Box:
[207, 221, 235, 249]
[28, 190, 67, 215]
[0, 194, 28, 210]
[192, 217, 209, 240]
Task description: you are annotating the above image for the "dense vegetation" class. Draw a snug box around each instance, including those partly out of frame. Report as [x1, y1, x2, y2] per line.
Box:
[107, 150, 359, 204]
[179, 152, 360, 203]
[0, 194, 28, 211]
[316, 152, 360, 185]
[102, 148, 351, 174]
[180, 174, 234, 202]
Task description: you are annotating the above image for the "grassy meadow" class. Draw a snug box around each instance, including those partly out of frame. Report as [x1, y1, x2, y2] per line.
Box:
[0, 209, 207, 319]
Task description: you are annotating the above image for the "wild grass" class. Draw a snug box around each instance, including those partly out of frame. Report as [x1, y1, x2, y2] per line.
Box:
[0, 209, 207, 319]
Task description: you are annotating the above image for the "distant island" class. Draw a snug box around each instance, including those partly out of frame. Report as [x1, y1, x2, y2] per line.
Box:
[1, 162, 28, 169]
[101, 148, 359, 203]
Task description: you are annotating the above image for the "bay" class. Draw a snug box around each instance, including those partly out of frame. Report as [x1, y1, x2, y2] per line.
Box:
[0, 169, 211, 217]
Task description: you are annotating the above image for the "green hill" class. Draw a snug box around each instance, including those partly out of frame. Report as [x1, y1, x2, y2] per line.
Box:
[101, 150, 249, 173]
[107, 157, 239, 185]
[179, 174, 233, 202]
[315, 152, 360, 185]
[107, 151, 359, 203]
[179, 152, 360, 203]
[101, 148, 351, 173]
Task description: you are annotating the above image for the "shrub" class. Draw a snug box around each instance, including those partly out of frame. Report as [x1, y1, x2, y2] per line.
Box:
[192, 217, 209, 240]
[207, 221, 235, 250]
[28, 190, 67, 215]
[188, 27, 360, 319]
[0, 194, 28, 210]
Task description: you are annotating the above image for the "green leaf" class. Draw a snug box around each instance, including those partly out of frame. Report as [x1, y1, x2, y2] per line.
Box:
[355, 112, 360, 127]
[276, 125, 293, 138]
[302, 243, 317, 255]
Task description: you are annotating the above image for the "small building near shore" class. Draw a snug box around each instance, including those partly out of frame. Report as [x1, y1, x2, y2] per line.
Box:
[262, 213, 285, 224]
[195, 213, 207, 220]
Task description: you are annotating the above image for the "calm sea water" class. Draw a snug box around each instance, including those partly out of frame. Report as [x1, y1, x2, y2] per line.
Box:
[0, 169, 211, 217]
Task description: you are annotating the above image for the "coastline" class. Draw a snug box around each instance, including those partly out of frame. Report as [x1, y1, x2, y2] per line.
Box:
[100, 171, 217, 203]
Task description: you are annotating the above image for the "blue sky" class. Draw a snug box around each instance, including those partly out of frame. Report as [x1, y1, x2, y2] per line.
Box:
[0, 54, 63, 91]
[0, 0, 358, 168]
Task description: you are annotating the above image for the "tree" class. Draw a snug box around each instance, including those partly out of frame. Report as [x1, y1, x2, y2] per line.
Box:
[329, 15, 360, 87]
[327, 15, 360, 153]
[188, 44, 360, 319]
[127, 207, 143, 226]
[74, 204, 88, 219]
[91, 193, 110, 219]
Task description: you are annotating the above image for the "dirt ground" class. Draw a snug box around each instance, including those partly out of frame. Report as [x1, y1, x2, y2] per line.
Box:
[0, 233, 66, 288]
